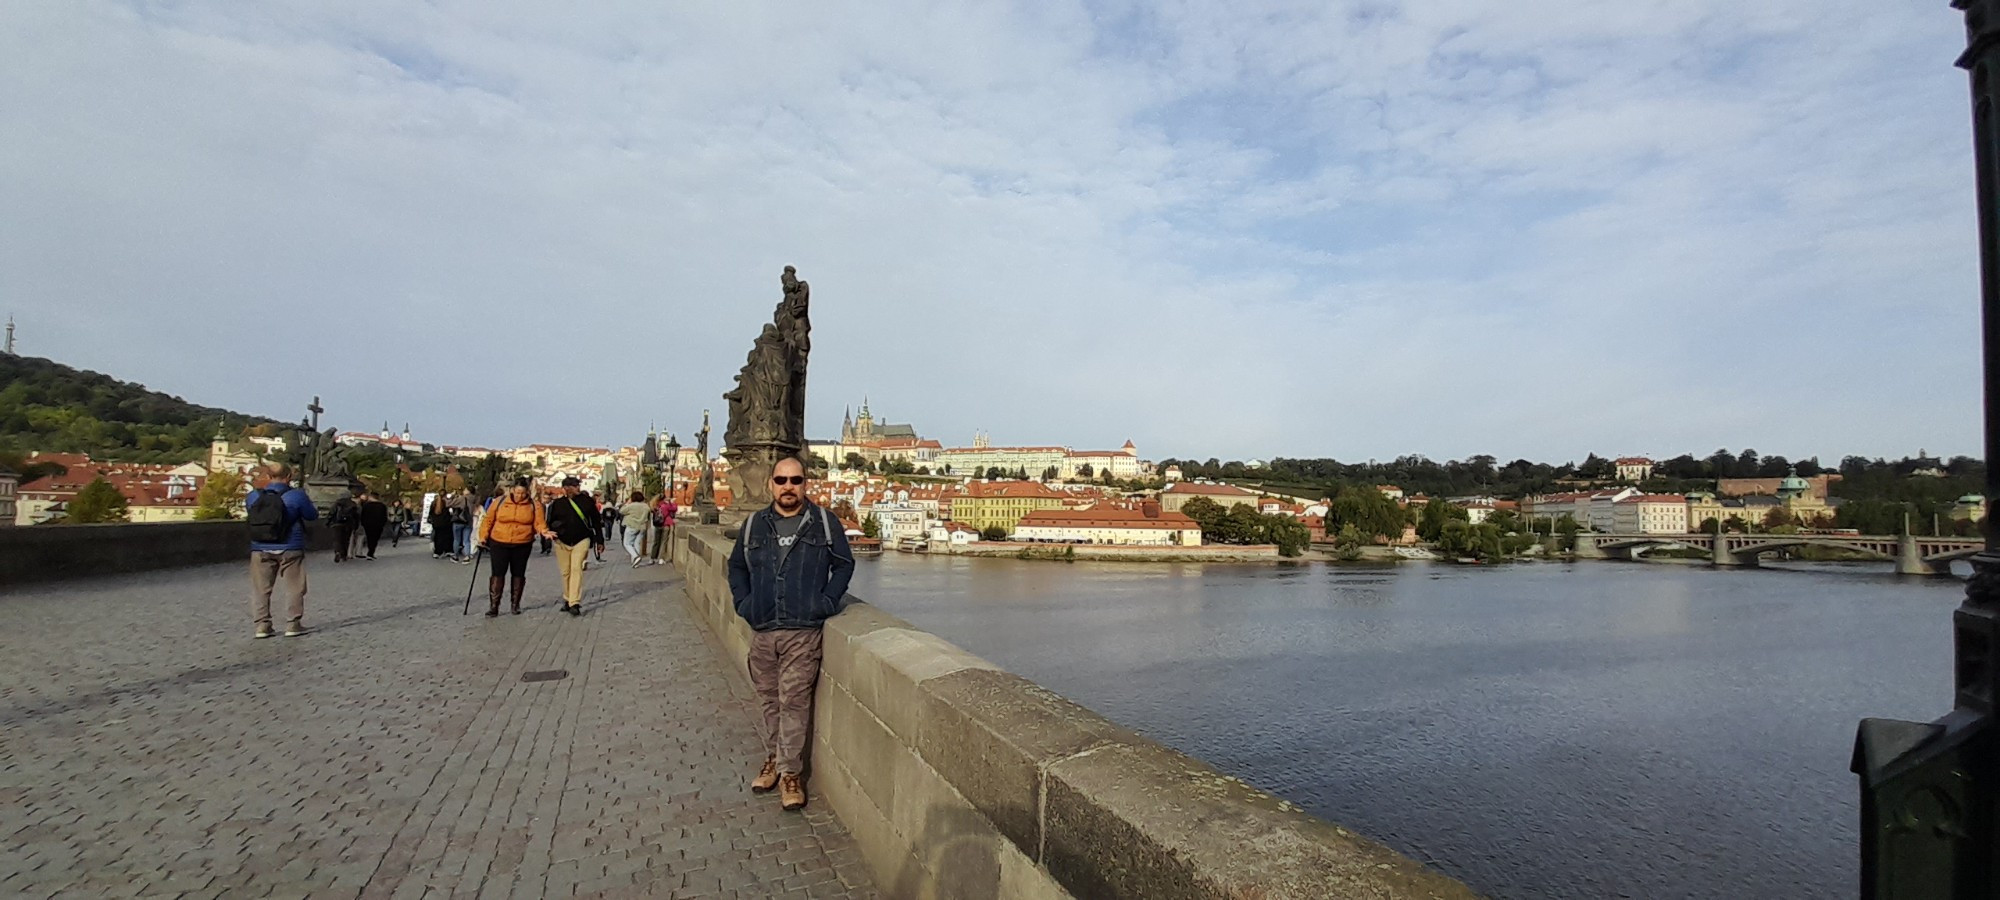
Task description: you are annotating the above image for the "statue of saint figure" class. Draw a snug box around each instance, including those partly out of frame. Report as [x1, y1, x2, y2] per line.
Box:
[723, 266, 811, 451]
[312, 427, 351, 479]
[694, 410, 715, 510]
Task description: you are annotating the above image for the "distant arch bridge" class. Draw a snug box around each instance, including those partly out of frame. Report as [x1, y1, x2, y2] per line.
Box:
[1573, 533, 1982, 577]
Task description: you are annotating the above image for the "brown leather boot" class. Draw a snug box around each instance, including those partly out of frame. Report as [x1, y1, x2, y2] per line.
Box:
[510, 578, 526, 614]
[750, 756, 779, 792]
[779, 773, 806, 811]
[486, 576, 503, 617]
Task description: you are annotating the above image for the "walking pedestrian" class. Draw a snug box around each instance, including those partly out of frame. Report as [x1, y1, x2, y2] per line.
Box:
[653, 494, 677, 562]
[451, 490, 476, 562]
[359, 491, 389, 559]
[618, 490, 654, 567]
[328, 493, 359, 563]
[545, 477, 601, 615]
[246, 462, 319, 638]
[476, 477, 551, 617]
[727, 457, 854, 811]
[585, 490, 607, 562]
[389, 498, 409, 547]
[428, 494, 454, 559]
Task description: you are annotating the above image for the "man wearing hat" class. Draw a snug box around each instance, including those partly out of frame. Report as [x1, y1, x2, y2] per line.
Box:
[545, 476, 604, 615]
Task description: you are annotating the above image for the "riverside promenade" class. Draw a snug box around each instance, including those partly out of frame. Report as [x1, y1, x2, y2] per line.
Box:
[0, 542, 878, 899]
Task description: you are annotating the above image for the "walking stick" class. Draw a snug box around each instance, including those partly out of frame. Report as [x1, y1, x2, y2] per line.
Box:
[462, 546, 485, 615]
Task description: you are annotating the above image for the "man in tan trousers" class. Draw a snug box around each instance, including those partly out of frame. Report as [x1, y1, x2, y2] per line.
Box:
[245, 462, 319, 638]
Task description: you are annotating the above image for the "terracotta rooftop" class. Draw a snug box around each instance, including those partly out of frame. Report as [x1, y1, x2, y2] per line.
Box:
[1162, 482, 1258, 497]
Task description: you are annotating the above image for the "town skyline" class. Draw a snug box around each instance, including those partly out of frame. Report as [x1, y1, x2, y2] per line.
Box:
[1, 343, 1980, 468]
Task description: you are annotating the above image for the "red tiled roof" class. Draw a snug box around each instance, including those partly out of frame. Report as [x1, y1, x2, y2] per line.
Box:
[1016, 507, 1198, 530]
[961, 481, 1067, 500]
[1162, 482, 1257, 497]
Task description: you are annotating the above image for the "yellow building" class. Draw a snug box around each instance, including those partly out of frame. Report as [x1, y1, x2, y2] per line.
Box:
[949, 481, 1069, 534]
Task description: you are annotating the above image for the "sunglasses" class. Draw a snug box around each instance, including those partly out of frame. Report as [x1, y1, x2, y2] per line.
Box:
[772, 476, 806, 485]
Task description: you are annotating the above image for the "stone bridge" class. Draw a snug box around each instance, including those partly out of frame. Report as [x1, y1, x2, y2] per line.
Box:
[0, 521, 1475, 899]
[1574, 532, 1983, 576]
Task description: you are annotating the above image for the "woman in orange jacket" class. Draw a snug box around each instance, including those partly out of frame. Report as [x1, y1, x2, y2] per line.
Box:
[477, 478, 554, 616]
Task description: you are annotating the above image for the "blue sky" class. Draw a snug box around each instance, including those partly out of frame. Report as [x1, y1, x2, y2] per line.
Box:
[0, 1, 1981, 464]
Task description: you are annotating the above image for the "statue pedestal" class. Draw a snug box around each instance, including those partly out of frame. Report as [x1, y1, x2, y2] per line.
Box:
[304, 477, 359, 515]
[720, 443, 803, 530]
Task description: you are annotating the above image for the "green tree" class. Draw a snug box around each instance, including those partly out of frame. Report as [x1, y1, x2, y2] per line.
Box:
[1437, 521, 1504, 559]
[1266, 515, 1310, 557]
[1416, 499, 1468, 542]
[1553, 514, 1582, 551]
[1328, 485, 1407, 540]
[1700, 516, 1721, 535]
[67, 476, 131, 523]
[471, 454, 507, 498]
[1218, 504, 1266, 544]
[862, 513, 880, 539]
[980, 525, 1008, 542]
[1077, 463, 1094, 478]
[193, 468, 246, 520]
[1179, 497, 1224, 539]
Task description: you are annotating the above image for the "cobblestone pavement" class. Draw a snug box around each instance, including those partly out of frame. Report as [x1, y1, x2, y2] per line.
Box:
[0, 540, 879, 899]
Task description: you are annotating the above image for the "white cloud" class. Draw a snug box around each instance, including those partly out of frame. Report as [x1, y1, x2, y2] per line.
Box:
[0, 0, 1980, 464]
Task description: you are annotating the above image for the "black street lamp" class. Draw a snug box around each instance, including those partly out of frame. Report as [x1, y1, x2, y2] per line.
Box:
[656, 433, 680, 561]
[1851, 6, 2000, 895]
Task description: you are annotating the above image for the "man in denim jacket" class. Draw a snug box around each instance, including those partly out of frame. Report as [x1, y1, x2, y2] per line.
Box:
[727, 457, 854, 810]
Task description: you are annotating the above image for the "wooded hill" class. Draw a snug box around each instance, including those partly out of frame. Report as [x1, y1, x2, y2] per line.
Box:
[0, 355, 280, 463]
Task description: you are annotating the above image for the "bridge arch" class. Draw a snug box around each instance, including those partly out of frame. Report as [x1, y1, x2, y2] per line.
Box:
[1722, 538, 1895, 561]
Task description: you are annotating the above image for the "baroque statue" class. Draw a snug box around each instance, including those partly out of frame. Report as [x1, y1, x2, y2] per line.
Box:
[694, 409, 717, 523]
[720, 266, 812, 529]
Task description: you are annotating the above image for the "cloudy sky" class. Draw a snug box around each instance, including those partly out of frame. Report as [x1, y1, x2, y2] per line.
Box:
[0, 1, 1981, 464]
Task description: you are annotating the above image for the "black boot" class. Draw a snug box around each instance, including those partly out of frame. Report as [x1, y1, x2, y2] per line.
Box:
[486, 576, 503, 617]
[510, 578, 526, 615]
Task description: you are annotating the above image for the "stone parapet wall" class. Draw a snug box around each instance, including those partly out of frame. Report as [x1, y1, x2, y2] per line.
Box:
[0, 521, 336, 588]
[672, 525, 1479, 900]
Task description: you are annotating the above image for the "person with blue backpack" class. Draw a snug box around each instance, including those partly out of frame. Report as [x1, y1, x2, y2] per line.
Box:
[246, 461, 320, 638]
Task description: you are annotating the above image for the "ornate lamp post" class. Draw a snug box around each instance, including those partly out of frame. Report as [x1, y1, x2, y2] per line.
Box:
[656, 433, 679, 561]
[1851, 6, 2000, 895]
[663, 434, 681, 505]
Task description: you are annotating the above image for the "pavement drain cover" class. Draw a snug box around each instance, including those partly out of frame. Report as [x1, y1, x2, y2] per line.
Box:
[520, 669, 569, 683]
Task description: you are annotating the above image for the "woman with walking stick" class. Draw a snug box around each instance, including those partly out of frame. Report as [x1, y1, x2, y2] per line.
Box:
[475, 478, 552, 617]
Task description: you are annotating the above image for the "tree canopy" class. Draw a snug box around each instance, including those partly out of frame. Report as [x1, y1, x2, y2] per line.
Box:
[0, 354, 280, 463]
[67, 476, 131, 523]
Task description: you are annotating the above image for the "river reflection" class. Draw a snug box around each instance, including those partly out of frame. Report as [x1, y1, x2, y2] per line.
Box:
[846, 555, 1962, 900]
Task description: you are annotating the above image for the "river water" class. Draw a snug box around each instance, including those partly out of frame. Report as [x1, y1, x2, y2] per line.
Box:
[845, 554, 1963, 900]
